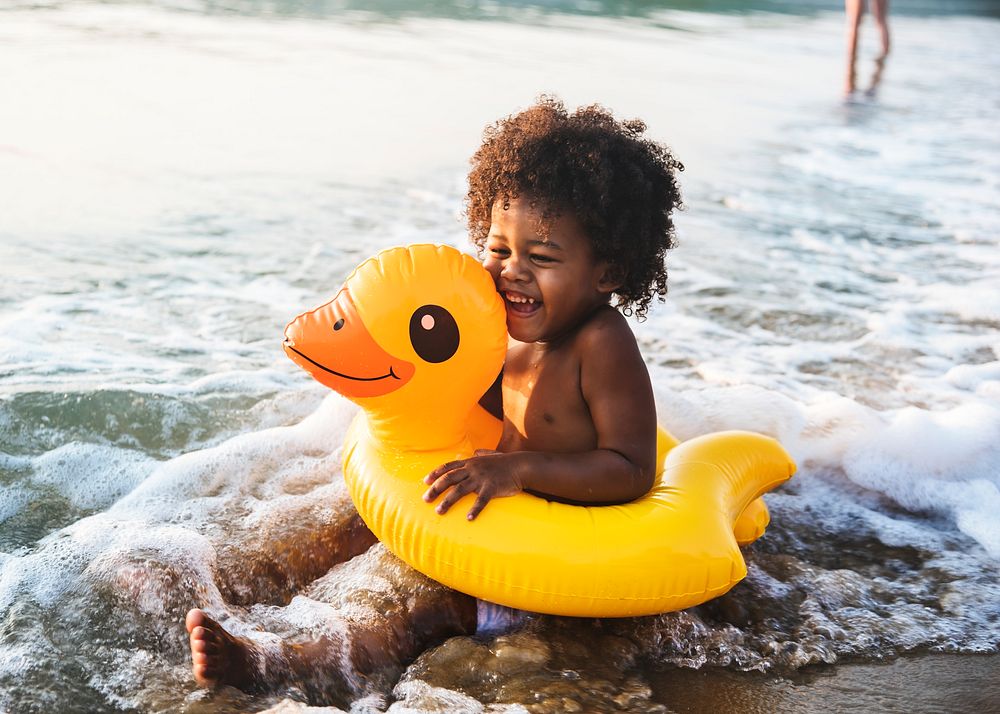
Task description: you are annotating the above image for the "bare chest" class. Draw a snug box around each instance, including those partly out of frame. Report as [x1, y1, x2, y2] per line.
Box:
[499, 345, 598, 453]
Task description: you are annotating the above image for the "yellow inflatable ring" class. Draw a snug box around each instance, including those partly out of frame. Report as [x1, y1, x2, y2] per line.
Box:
[283, 244, 796, 617]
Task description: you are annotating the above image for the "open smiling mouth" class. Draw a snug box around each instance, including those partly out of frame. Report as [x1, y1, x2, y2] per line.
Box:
[504, 293, 542, 316]
[284, 343, 401, 381]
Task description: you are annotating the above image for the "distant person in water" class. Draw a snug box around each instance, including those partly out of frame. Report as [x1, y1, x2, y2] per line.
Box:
[845, 0, 891, 95]
[186, 97, 683, 704]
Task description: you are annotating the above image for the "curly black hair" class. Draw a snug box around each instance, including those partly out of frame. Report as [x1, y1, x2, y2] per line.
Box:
[466, 96, 683, 319]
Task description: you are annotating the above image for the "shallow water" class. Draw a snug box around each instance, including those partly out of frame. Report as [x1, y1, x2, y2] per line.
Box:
[1, 1, 999, 712]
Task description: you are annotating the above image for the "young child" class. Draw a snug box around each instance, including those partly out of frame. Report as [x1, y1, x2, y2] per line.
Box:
[186, 97, 683, 702]
[423, 97, 682, 520]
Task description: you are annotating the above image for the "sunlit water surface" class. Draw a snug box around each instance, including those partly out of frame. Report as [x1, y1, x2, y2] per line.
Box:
[1, 1, 998, 712]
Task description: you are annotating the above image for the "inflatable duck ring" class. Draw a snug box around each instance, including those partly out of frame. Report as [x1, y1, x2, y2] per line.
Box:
[284, 244, 796, 617]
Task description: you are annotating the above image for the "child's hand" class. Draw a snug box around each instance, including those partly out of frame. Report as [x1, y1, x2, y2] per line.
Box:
[423, 450, 523, 521]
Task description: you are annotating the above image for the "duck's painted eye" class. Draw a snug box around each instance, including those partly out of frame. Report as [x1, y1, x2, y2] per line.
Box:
[409, 305, 459, 363]
[333, 318, 345, 331]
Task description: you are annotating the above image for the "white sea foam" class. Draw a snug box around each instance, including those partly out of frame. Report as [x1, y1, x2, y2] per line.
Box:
[653, 375, 1000, 560]
[841, 402, 1000, 556]
[0, 390, 356, 616]
[110, 393, 355, 518]
[30, 443, 155, 511]
[0, 486, 31, 525]
[922, 280, 1000, 323]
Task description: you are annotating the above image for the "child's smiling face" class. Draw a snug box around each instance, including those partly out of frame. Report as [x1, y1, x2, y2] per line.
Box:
[483, 197, 616, 345]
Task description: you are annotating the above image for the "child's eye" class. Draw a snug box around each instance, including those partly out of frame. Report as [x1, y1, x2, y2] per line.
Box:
[489, 247, 509, 257]
[531, 254, 556, 264]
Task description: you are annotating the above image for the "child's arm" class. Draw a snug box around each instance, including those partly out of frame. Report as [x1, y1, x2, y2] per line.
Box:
[424, 317, 657, 520]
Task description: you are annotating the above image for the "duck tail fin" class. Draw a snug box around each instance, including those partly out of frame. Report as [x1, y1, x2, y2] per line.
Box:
[665, 430, 796, 538]
[733, 497, 771, 546]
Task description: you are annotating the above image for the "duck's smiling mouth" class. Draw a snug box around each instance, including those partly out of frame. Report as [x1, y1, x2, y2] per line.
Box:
[283, 342, 401, 382]
[282, 287, 415, 398]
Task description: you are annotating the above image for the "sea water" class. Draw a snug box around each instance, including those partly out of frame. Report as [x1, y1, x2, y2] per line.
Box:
[1, 1, 998, 712]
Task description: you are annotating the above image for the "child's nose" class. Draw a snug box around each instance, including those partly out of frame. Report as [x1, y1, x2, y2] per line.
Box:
[500, 255, 529, 282]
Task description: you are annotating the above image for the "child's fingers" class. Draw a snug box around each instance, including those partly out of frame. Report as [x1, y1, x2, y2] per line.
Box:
[423, 467, 467, 502]
[434, 478, 476, 515]
[424, 460, 464, 485]
[466, 493, 491, 521]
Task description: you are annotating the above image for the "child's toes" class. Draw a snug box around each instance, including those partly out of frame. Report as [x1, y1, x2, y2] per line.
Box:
[185, 608, 206, 633]
[190, 635, 214, 654]
[192, 663, 218, 685]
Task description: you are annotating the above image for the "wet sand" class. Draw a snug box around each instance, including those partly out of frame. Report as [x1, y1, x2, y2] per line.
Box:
[234, 652, 1000, 712]
[649, 654, 1000, 713]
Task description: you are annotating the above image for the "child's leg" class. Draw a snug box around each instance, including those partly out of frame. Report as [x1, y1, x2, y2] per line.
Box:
[214, 485, 378, 606]
[187, 544, 476, 702]
[844, 0, 865, 94]
[186, 608, 361, 697]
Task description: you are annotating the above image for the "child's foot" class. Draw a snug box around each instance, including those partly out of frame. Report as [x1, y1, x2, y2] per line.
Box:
[186, 609, 259, 691]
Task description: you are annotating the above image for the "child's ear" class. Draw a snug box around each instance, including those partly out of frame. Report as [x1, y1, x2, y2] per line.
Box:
[595, 262, 625, 294]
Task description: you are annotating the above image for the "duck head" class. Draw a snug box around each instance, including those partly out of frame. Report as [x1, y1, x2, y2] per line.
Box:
[283, 244, 507, 451]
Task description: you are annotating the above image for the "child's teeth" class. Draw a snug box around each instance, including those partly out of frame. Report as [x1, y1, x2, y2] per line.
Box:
[506, 293, 535, 304]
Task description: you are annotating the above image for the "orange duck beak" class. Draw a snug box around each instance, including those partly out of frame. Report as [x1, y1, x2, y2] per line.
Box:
[283, 287, 414, 399]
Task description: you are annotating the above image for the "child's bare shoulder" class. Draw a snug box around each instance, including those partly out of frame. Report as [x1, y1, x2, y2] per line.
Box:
[572, 307, 648, 393]
[573, 306, 654, 430]
[574, 306, 641, 357]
